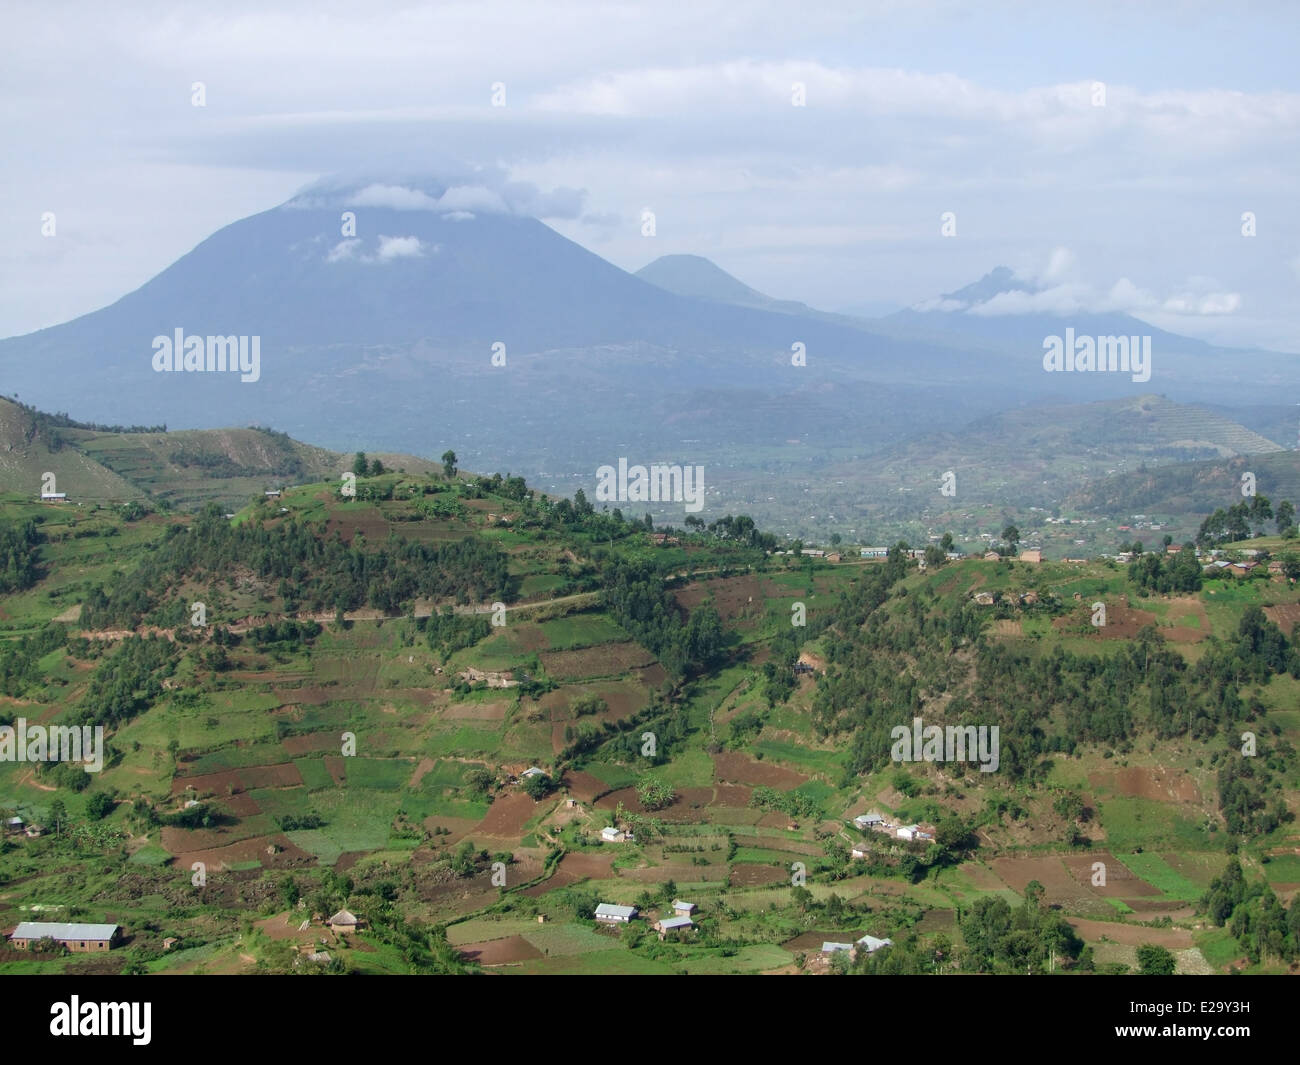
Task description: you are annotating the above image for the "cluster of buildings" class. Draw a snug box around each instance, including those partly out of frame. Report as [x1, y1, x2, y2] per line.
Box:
[851, 811, 934, 848]
[594, 899, 697, 939]
[821, 933, 894, 959]
[4, 816, 44, 838]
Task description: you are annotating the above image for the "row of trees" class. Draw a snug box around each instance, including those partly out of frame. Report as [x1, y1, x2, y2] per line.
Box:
[1197, 496, 1295, 546]
[1202, 858, 1300, 964]
[1128, 545, 1203, 593]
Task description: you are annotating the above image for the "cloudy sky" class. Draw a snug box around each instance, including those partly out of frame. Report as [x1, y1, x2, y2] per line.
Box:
[3, 0, 1299, 350]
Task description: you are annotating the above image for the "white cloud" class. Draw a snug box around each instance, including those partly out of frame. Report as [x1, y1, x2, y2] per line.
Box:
[351, 184, 442, 209]
[326, 238, 362, 262]
[435, 185, 510, 214]
[375, 235, 427, 260]
[959, 275, 1239, 318]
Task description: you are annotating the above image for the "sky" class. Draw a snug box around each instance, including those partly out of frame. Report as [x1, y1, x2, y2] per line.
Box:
[3, 0, 1299, 350]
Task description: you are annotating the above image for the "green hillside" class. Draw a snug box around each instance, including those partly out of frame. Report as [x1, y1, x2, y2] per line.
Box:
[0, 397, 440, 511]
[2, 416, 1299, 977]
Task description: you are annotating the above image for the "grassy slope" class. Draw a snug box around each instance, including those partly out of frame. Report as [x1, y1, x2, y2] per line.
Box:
[2, 439, 1297, 975]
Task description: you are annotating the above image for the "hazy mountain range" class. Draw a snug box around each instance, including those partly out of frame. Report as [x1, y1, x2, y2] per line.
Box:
[2, 176, 1296, 539]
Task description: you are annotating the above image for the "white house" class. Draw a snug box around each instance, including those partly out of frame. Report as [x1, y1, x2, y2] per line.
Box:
[855, 934, 893, 954]
[600, 827, 624, 843]
[40, 492, 67, 502]
[594, 903, 637, 924]
[860, 547, 889, 558]
[897, 825, 919, 841]
[521, 767, 546, 779]
[850, 842, 871, 860]
[853, 812, 884, 829]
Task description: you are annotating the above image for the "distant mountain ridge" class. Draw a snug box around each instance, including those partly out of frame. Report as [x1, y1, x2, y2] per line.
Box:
[2, 176, 1295, 535]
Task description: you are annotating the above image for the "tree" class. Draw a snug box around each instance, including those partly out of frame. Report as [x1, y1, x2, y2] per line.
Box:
[1136, 943, 1176, 975]
[940, 532, 954, 553]
[464, 767, 494, 795]
[1002, 525, 1020, 555]
[684, 605, 724, 666]
[352, 451, 368, 477]
[85, 791, 115, 820]
[441, 451, 458, 479]
[829, 533, 842, 546]
[369, 458, 385, 476]
[49, 798, 67, 835]
[1249, 494, 1273, 536]
[520, 772, 551, 800]
[1277, 500, 1295, 536]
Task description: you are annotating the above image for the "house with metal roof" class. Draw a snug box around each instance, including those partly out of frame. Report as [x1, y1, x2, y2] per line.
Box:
[671, 900, 696, 915]
[654, 914, 695, 938]
[594, 903, 637, 923]
[855, 934, 893, 954]
[9, 922, 120, 952]
[821, 941, 853, 954]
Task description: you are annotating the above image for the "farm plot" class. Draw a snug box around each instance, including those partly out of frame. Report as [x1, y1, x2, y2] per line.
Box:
[540, 642, 657, 681]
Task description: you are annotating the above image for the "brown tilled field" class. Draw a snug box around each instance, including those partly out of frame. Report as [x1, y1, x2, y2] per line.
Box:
[418, 814, 479, 844]
[166, 833, 315, 872]
[540, 642, 657, 680]
[444, 699, 511, 720]
[712, 783, 754, 808]
[1053, 597, 1157, 639]
[280, 732, 339, 756]
[673, 575, 766, 625]
[476, 792, 542, 837]
[595, 786, 716, 821]
[713, 751, 808, 789]
[458, 935, 544, 965]
[238, 763, 305, 789]
[1264, 603, 1300, 632]
[561, 770, 609, 803]
[520, 851, 615, 896]
[729, 864, 789, 887]
[1060, 852, 1160, 897]
[1068, 917, 1193, 948]
[1088, 766, 1201, 803]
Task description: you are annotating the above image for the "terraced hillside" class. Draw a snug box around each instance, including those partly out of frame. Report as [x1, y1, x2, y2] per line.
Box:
[2, 426, 1300, 976]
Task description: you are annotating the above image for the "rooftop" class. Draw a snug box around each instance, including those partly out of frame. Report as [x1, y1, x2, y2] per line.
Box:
[11, 922, 118, 941]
